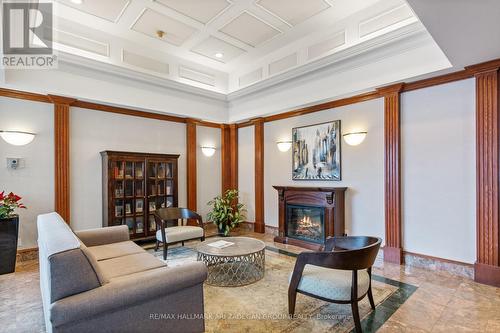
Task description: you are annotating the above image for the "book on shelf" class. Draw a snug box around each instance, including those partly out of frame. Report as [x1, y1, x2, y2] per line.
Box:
[135, 166, 143, 178]
[135, 200, 143, 213]
[114, 166, 124, 179]
[125, 203, 132, 214]
[115, 206, 124, 217]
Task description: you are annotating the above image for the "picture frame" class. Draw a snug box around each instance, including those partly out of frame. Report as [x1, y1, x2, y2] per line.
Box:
[292, 120, 341, 180]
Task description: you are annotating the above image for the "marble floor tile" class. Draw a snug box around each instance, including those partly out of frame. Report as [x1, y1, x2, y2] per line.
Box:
[1, 230, 499, 333]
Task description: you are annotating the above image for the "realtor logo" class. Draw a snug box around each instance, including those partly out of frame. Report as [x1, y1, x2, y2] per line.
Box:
[2, 2, 57, 68]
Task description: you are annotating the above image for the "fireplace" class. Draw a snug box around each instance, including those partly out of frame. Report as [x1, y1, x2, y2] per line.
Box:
[273, 186, 347, 250]
[286, 204, 325, 244]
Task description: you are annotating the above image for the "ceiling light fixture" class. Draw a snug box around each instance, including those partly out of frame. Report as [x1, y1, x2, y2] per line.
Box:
[343, 132, 367, 146]
[215, 52, 224, 59]
[0, 131, 36, 146]
[70, 0, 83, 4]
[156, 30, 166, 39]
[201, 146, 216, 157]
[276, 141, 292, 152]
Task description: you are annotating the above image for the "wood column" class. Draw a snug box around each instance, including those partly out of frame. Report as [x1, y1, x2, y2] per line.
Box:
[221, 124, 238, 193]
[254, 118, 265, 233]
[186, 119, 197, 214]
[48, 95, 76, 224]
[377, 84, 404, 264]
[467, 60, 500, 287]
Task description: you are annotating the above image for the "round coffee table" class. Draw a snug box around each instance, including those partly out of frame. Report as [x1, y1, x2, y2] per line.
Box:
[196, 237, 265, 287]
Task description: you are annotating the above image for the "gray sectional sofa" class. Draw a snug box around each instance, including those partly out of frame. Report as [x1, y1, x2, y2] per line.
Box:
[37, 212, 207, 333]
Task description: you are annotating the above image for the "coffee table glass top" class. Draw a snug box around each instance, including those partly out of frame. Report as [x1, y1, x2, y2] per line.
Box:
[196, 237, 265, 257]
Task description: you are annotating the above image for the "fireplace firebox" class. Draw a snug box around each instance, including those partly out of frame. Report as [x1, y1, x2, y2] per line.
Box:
[286, 204, 325, 244]
[273, 186, 347, 250]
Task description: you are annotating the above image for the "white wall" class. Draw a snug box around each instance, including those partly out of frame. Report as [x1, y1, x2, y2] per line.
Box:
[0, 97, 54, 248]
[262, 98, 385, 239]
[401, 79, 476, 263]
[197, 126, 222, 221]
[238, 126, 255, 222]
[70, 107, 187, 231]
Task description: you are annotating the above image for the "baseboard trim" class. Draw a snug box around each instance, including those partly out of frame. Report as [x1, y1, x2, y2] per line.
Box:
[404, 251, 473, 267]
[403, 251, 474, 279]
[17, 247, 38, 262]
[240, 221, 278, 236]
[474, 262, 500, 287]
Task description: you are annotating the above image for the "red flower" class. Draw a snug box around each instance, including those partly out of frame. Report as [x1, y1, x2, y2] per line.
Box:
[0, 191, 4, 200]
[7, 192, 21, 202]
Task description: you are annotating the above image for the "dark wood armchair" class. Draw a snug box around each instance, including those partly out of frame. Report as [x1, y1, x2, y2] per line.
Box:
[153, 208, 205, 260]
[288, 236, 382, 333]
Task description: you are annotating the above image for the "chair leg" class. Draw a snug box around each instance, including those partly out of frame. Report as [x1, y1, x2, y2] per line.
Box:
[351, 301, 362, 333]
[182, 241, 185, 247]
[367, 285, 376, 310]
[155, 240, 159, 252]
[288, 289, 297, 316]
[163, 243, 168, 261]
[201, 236, 205, 242]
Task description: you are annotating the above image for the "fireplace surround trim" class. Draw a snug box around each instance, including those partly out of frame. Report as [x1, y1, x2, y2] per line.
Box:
[273, 186, 347, 250]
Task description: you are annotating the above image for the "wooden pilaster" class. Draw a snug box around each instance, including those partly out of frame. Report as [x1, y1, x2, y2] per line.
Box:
[467, 60, 500, 287]
[377, 84, 404, 264]
[48, 95, 76, 224]
[254, 118, 265, 233]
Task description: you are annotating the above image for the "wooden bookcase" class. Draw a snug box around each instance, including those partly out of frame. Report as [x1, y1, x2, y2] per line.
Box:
[101, 151, 179, 240]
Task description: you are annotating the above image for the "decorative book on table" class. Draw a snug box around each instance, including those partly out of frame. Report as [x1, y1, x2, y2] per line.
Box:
[208, 240, 234, 249]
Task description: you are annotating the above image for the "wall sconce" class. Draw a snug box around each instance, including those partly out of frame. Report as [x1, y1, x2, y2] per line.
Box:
[201, 146, 216, 157]
[276, 141, 292, 152]
[0, 130, 36, 146]
[343, 132, 367, 146]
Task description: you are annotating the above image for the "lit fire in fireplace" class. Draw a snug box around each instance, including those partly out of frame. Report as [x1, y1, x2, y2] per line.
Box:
[296, 215, 322, 238]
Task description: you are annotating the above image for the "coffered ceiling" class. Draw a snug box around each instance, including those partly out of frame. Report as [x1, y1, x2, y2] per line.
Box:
[50, 0, 430, 96]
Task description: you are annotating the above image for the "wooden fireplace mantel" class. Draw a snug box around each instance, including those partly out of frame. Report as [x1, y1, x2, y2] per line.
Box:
[273, 186, 347, 250]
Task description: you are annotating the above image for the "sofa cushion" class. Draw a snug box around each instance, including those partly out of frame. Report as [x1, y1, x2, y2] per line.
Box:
[99, 252, 166, 280]
[80, 242, 109, 285]
[156, 226, 204, 244]
[87, 241, 144, 261]
[294, 265, 370, 301]
[49, 249, 102, 303]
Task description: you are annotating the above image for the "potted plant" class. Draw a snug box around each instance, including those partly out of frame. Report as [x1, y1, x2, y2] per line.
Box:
[207, 189, 246, 236]
[0, 191, 26, 274]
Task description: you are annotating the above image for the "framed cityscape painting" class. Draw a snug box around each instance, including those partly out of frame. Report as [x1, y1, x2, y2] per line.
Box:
[292, 120, 341, 180]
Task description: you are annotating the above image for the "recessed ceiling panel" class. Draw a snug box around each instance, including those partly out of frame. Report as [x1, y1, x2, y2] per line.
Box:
[269, 53, 297, 76]
[179, 66, 216, 86]
[191, 36, 245, 63]
[307, 31, 346, 60]
[256, 0, 330, 26]
[219, 12, 280, 47]
[156, 0, 231, 24]
[239, 68, 263, 87]
[131, 9, 197, 46]
[57, 0, 130, 22]
[359, 5, 414, 38]
[122, 50, 169, 75]
[54, 29, 109, 56]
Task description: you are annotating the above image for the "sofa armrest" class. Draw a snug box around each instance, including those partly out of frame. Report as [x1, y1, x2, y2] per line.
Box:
[75, 225, 129, 246]
[50, 262, 207, 327]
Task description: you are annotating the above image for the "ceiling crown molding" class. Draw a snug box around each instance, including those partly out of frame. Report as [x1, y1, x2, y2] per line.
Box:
[226, 22, 427, 101]
[57, 52, 228, 102]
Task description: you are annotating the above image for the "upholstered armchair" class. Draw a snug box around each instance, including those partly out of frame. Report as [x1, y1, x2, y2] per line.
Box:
[288, 236, 381, 333]
[154, 207, 205, 260]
